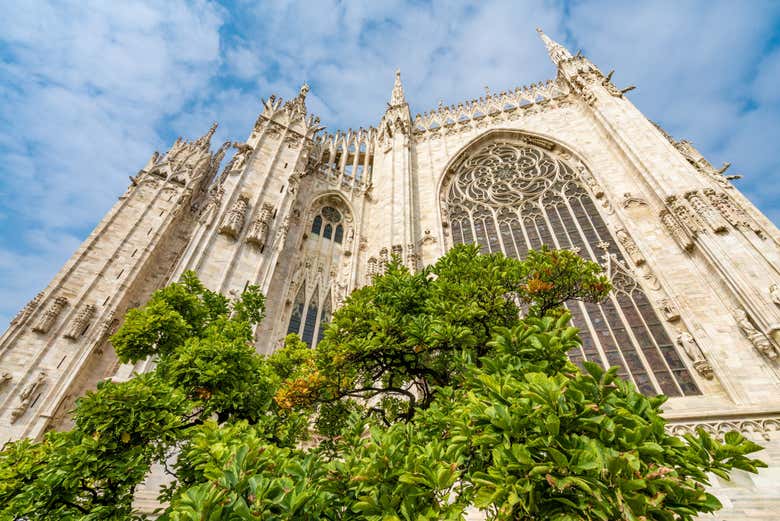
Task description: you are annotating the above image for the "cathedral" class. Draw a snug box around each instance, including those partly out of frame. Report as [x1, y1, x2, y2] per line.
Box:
[1, 29, 779, 517]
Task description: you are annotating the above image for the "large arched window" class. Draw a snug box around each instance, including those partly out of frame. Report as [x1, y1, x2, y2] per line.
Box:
[443, 139, 700, 397]
[286, 200, 351, 348]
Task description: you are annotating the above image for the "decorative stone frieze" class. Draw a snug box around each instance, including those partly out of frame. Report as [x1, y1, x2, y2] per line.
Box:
[219, 195, 249, 239]
[246, 203, 275, 249]
[659, 210, 694, 252]
[32, 296, 68, 334]
[666, 415, 780, 441]
[10, 370, 47, 423]
[63, 304, 97, 340]
[733, 308, 778, 360]
[10, 291, 43, 327]
[685, 191, 728, 233]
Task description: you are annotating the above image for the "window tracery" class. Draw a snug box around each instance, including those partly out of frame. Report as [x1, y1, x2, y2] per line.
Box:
[286, 201, 351, 347]
[442, 139, 700, 397]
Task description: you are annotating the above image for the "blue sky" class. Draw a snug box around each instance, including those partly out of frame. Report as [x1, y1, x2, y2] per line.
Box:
[1, 0, 779, 327]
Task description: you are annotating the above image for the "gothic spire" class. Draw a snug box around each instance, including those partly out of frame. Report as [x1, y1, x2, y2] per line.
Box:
[193, 122, 218, 150]
[389, 69, 406, 106]
[536, 27, 573, 66]
[283, 82, 309, 120]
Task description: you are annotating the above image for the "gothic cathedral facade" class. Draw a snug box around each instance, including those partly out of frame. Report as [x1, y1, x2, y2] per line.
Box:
[1, 30, 779, 517]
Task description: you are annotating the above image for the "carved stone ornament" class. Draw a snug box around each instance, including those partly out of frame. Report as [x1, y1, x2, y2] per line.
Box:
[659, 210, 694, 252]
[667, 195, 705, 235]
[770, 284, 780, 307]
[733, 307, 778, 360]
[0, 371, 11, 390]
[274, 215, 291, 251]
[10, 370, 47, 423]
[685, 191, 728, 233]
[246, 203, 274, 248]
[198, 186, 224, 226]
[219, 195, 249, 239]
[420, 229, 437, 245]
[230, 142, 254, 172]
[10, 291, 44, 326]
[64, 304, 97, 340]
[98, 310, 118, 346]
[405, 243, 419, 273]
[675, 332, 713, 379]
[615, 228, 645, 266]
[658, 298, 681, 322]
[32, 296, 69, 334]
[622, 193, 648, 209]
[366, 257, 378, 284]
[577, 166, 604, 198]
[704, 189, 765, 237]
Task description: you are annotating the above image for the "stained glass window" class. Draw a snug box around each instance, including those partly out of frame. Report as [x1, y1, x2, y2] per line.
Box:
[443, 140, 700, 397]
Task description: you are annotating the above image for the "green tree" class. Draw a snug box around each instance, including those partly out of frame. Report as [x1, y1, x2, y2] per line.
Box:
[0, 272, 305, 520]
[0, 247, 765, 521]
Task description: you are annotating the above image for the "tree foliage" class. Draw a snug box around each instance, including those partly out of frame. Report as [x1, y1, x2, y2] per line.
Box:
[0, 245, 765, 521]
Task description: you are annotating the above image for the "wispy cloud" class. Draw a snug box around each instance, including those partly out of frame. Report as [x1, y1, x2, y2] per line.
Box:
[0, 0, 778, 326]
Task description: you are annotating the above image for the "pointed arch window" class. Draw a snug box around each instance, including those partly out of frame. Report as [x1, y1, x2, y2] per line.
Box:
[312, 215, 322, 235]
[443, 139, 700, 397]
[287, 203, 348, 348]
[286, 283, 306, 336]
[317, 292, 332, 344]
[301, 285, 319, 346]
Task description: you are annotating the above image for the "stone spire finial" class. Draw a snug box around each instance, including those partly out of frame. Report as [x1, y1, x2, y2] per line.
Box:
[390, 68, 406, 106]
[194, 122, 218, 149]
[536, 27, 573, 66]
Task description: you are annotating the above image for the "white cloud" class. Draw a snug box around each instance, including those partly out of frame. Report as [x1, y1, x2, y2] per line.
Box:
[0, 0, 226, 325]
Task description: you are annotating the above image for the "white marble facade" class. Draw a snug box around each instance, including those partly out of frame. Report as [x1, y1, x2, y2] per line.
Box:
[1, 30, 779, 518]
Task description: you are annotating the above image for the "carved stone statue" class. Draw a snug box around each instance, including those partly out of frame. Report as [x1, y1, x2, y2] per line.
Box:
[770, 284, 780, 306]
[274, 215, 291, 251]
[733, 308, 778, 360]
[10, 370, 47, 423]
[199, 186, 224, 226]
[230, 141, 254, 172]
[658, 299, 680, 322]
[676, 332, 713, 379]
